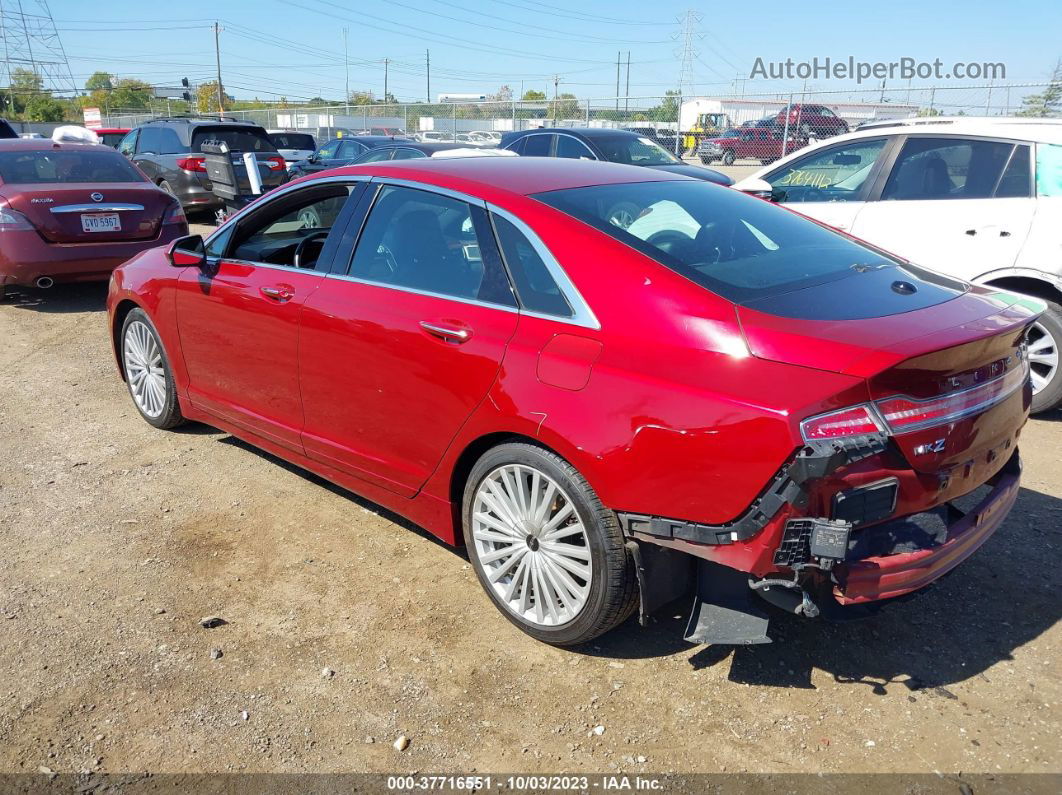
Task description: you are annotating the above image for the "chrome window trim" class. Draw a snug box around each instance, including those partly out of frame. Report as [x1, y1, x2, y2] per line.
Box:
[368, 176, 488, 208]
[552, 132, 597, 160]
[50, 203, 145, 213]
[203, 174, 370, 249]
[486, 202, 600, 330]
[323, 271, 521, 315]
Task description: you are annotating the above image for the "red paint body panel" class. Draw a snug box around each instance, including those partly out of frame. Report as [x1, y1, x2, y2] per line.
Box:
[106, 157, 1038, 611]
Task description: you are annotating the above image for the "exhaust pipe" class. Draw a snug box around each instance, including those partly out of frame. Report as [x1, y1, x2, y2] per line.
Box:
[35, 276, 54, 289]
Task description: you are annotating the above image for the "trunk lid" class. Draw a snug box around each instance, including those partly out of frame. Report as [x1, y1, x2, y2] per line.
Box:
[738, 286, 1042, 474]
[1, 182, 173, 243]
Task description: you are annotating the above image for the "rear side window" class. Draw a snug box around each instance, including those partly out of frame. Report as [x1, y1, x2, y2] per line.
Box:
[522, 134, 552, 156]
[190, 126, 276, 153]
[158, 127, 187, 155]
[1036, 143, 1062, 197]
[556, 135, 594, 160]
[994, 145, 1031, 198]
[349, 185, 515, 306]
[391, 148, 426, 160]
[0, 150, 147, 184]
[881, 137, 1016, 200]
[137, 127, 162, 154]
[492, 214, 573, 317]
[337, 140, 365, 159]
[355, 148, 393, 164]
[0, 119, 16, 139]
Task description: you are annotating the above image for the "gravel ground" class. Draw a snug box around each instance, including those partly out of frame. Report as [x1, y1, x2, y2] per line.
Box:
[0, 282, 1059, 777]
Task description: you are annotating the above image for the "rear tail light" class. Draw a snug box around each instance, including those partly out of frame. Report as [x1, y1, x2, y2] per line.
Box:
[0, 207, 33, 230]
[800, 405, 885, 441]
[162, 200, 186, 226]
[177, 156, 207, 172]
[265, 155, 286, 171]
[801, 358, 1029, 443]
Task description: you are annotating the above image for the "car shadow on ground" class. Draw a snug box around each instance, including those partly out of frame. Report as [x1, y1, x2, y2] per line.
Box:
[213, 433, 1059, 689]
[4, 282, 109, 313]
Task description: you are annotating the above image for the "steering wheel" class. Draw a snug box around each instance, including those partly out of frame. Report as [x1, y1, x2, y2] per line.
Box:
[293, 229, 330, 269]
[646, 230, 697, 260]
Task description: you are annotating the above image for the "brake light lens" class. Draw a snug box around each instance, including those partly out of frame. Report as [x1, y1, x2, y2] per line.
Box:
[177, 156, 207, 172]
[162, 200, 186, 226]
[801, 358, 1029, 442]
[0, 207, 33, 230]
[800, 405, 884, 441]
[266, 155, 286, 171]
[875, 360, 1029, 434]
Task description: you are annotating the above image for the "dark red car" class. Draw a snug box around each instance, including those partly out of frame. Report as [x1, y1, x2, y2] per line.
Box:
[775, 103, 850, 138]
[0, 139, 188, 296]
[94, 128, 131, 148]
[106, 158, 1038, 647]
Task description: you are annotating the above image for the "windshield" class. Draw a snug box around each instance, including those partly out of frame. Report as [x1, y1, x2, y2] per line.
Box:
[719, 130, 741, 138]
[533, 180, 904, 303]
[596, 136, 680, 166]
[269, 133, 315, 150]
[0, 149, 146, 184]
[191, 127, 276, 153]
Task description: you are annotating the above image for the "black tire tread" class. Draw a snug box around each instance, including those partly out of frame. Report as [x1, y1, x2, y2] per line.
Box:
[121, 308, 186, 430]
[1030, 299, 1062, 414]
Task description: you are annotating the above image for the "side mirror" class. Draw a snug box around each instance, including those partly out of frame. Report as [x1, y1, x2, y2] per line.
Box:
[734, 177, 775, 200]
[308, 153, 319, 163]
[168, 234, 206, 268]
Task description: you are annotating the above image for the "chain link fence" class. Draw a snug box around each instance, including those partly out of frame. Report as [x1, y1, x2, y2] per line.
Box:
[103, 83, 1057, 162]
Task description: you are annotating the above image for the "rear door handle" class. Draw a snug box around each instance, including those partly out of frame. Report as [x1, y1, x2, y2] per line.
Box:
[419, 321, 472, 343]
[260, 285, 295, 302]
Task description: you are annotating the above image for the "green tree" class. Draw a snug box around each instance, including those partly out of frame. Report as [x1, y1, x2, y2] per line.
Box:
[24, 94, 65, 122]
[550, 92, 580, 121]
[646, 90, 681, 123]
[1016, 59, 1062, 117]
[108, 79, 153, 110]
[10, 67, 43, 94]
[195, 81, 234, 114]
[521, 89, 546, 101]
[349, 90, 375, 105]
[84, 71, 113, 92]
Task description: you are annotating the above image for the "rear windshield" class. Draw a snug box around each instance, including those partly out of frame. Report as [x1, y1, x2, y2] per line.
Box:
[191, 127, 276, 153]
[269, 132, 315, 150]
[533, 180, 902, 303]
[97, 132, 126, 148]
[0, 149, 146, 184]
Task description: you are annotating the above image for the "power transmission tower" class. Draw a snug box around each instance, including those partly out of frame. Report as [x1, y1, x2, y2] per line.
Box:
[0, 0, 77, 101]
[675, 9, 701, 99]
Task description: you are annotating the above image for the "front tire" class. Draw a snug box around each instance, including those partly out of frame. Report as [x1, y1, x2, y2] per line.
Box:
[721, 150, 736, 166]
[1029, 300, 1062, 414]
[121, 308, 185, 429]
[462, 443, 637, 646]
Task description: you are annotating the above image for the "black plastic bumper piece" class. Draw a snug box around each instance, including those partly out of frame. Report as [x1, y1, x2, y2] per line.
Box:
[618, 432, 889, 546]
[684, 559, 771, 645]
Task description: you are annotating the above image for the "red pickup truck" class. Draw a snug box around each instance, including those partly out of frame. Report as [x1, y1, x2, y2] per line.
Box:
[698, 127, 807, 165]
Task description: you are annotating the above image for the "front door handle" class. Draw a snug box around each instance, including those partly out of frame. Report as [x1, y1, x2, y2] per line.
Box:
[419, 321, 472, 343]
[260, 285, 295, 302]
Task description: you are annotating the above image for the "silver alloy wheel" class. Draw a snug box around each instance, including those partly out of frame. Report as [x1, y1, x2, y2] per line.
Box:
[1027, 320, 1059, 395]
[123, 320, 167, 418]
[471, 464, 592, 627]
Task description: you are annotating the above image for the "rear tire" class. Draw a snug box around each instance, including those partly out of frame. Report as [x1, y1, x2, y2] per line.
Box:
[462, 442, 637, 646]
[120, 308, 185, 430]
[1029, 300, 1062, 414]
[158, 180, 175, 196]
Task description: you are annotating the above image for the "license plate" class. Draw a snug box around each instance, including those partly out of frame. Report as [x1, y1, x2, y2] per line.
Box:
[81, 213, 121, 233]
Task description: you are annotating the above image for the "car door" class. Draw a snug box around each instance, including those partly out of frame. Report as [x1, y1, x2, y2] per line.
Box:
[757, 136, 893, 232]
[298, 181, 520, 496]
[850, 136, 1036, 281]
[131, 126, 162, 183]
[174, 180, 366, 452]
[308, 138, 343, 172]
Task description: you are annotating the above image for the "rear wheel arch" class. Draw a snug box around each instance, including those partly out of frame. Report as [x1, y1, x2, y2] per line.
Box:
[978, 274, 1062, 305]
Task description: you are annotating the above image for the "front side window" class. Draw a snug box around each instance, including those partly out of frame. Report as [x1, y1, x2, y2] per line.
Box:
[1036, 143, 1062, 197]
[316, 139, 341, 159]
[0, 150, 147, 184]
[338, 140, 366, 159]
[349, 185, 514, 306]
[228, 185, 357, 269]
[534, 180, 905, 304]
[881, 137, 1016, 201]
[117, 129, 138, 156]
[596, 136, 679, 166]
[767, 138, 886, 202]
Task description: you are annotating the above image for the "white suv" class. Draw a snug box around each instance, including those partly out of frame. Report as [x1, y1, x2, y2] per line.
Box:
[735, 117, 1062, 412]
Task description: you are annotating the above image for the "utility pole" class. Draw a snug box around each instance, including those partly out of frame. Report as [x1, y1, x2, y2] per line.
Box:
[616, 52, 620, 110]
[383, 58, 389, 104]
[553, 74, 560, 126]
[343, 28, 349, 104]
[426, 49, 430, 103]
[213, 21, 224, 118]
[625, 51, 631, 113]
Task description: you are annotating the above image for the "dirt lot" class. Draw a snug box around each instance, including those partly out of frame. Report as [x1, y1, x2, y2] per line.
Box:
[0, 282, 1059, 778]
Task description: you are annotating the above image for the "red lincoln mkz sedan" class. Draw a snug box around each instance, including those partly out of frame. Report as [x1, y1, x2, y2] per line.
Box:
[0, 139, 188, 297]
[107, 157, 1039, 646]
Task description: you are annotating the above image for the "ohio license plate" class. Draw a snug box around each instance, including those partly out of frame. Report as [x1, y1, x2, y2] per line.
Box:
[81, 213, 121, 233]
